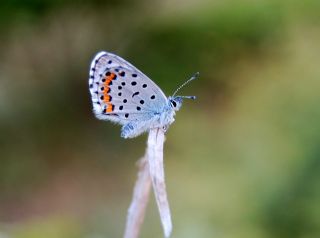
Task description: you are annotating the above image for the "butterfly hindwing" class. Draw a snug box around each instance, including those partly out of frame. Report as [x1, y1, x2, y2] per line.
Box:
[89, 51, 168, 125]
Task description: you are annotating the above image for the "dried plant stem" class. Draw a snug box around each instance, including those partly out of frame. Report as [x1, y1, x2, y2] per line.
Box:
[123, 156, 151, 238]
[124, 128, 172, 238]
[147, 128, 172, 237]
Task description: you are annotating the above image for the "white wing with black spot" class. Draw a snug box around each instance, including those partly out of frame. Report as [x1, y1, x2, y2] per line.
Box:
[89, 51, 168, 125]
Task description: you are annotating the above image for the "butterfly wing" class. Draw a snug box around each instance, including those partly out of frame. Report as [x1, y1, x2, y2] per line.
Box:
[89, 51, 168, 125]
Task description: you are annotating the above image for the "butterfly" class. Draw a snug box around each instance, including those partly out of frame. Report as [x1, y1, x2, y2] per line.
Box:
[89, 51, 197, 138]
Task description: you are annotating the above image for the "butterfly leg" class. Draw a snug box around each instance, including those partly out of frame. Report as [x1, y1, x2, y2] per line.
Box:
[121, 122, 148, 139]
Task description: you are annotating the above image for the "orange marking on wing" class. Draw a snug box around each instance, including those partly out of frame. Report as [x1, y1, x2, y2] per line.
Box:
[105, 78, 112, 85]
[103, 86, 110, 94]
[101, 73, 116, 113]
[106, 103, 113, 112]
[103, 95, 111, 102]
[104, 73, 116, 86]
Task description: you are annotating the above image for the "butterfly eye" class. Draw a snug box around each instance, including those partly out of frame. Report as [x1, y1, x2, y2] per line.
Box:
[171, 100, 177, 107]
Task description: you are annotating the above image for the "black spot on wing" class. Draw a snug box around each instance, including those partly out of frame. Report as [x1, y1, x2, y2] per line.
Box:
[132, 92, 140, 98]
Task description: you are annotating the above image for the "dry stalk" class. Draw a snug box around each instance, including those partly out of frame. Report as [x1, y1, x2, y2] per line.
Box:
[124, 128, 172, 238]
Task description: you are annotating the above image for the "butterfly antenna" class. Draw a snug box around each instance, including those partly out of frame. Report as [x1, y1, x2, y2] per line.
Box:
[172, 72, 199, 97]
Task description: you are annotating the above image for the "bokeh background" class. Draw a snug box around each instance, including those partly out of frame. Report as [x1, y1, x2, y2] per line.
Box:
[1, 0, 320, 237]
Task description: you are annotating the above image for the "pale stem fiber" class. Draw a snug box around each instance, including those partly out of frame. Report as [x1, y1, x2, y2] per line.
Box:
[123, 128, 172, 238]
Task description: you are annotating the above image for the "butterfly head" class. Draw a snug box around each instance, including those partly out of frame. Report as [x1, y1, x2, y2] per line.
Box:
[168, 96, 196, 111]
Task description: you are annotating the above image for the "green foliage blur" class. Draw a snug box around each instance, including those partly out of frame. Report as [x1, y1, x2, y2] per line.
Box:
[0, 0, 319, 237]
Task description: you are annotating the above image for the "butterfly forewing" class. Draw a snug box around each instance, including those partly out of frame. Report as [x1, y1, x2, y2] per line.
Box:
[89, 51, 168, 124]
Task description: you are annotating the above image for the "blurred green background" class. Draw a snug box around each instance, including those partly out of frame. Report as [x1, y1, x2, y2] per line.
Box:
[0, 0, 320, 237]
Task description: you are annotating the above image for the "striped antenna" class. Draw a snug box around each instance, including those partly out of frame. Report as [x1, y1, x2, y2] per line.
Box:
[172, 72, 199, 97]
